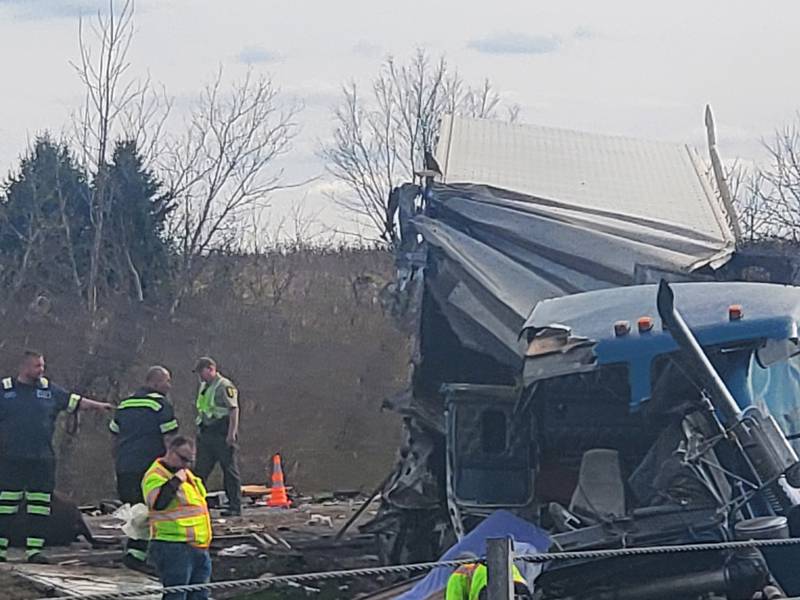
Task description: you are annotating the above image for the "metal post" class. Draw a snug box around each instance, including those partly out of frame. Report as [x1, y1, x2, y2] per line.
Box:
[486, 536, 514, 600]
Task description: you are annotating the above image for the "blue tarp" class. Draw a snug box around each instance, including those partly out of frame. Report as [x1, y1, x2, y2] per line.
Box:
[397, 510, 550, 600]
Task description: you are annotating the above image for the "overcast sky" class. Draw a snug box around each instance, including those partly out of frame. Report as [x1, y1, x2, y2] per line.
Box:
[1, 0, 799, 235]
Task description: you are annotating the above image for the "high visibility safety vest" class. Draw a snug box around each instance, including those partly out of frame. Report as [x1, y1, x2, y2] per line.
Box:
[195, 376, 230, 426]
[445, 562, 527, 600]
[141, 459, 212, 548]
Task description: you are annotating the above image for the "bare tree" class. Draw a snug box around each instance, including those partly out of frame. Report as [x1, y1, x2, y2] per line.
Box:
[162, 67, 301, 313]
[71, 0, 140, 312]
[239, 208, 295, 308]
[71, 0, 175, 312]
[725, 117, 800, 245]
[727, 162, 774, 243]
[462, 78, 501, 120]
[71, 0, 137, 173]
[53, 159, 84, 298]
[755, 122, 800, 242]
[119, 77, 173, 169]
[5, 206, 44, 298]
[323, 82, 398, 243]
[322, 49, 519, 244]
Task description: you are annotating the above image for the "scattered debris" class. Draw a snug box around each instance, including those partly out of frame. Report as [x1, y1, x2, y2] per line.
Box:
[217, 544, 260, 558]
[112, 503, 149, 541]
[7, 563, 158, 599]
[2, 495, 387, 598]
[307, 514, 334, 528]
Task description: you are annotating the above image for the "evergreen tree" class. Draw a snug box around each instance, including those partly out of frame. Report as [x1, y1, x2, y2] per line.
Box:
[0, 135, 91, 298]
[104, 140, 174, 300]
[0, 136, 175, 304]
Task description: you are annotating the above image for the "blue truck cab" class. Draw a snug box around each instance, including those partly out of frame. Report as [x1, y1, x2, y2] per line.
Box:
[444, 282, 800, 597]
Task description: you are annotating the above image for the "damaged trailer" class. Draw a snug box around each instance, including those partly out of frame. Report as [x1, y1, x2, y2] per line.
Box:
[368, 112, 800, 598]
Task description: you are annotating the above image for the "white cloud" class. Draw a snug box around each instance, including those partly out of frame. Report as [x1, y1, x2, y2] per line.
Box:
[3, 0, 800, 225]
[352, 40, 382, 59]
[467, 33, 561, 56]
[0, 0, 107, 20]
[572, 27, 596, 40]
[237, 46, 281, 65]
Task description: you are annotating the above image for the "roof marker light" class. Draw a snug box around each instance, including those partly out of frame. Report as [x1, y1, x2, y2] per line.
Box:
[638, 316, 654, 333]
[614, 320, 631, 337]
[729, 304, 743, 321]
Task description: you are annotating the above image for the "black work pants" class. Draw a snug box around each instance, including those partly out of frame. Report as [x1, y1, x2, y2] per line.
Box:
[195, 431, 241, 512]
[116, 471, 145, 505]
[0, 458, 55, 559]
[116, 470, 148, 562]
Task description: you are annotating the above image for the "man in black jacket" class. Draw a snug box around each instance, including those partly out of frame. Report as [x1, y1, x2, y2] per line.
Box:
[110, 365, 179, 570]
[0, 350, 111, 564]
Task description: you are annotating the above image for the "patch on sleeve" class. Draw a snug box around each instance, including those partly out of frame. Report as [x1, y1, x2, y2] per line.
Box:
[226, 386, 237, 399]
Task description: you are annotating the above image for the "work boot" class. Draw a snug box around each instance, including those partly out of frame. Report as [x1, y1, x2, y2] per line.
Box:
[220, 508, 241, 517]
[26, 553, 50, 564]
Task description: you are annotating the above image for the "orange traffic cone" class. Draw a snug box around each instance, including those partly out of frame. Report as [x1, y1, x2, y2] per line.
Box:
[267, 453, 291, 508]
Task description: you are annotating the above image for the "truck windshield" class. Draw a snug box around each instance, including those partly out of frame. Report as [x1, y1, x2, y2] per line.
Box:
[749, 352, 800, 451]
[651, 346, 800, 452]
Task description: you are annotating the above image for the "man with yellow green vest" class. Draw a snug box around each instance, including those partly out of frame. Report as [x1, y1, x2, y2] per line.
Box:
[192, 357, 241, 516]
[142, 436, 212, 600]
[445, 552, 531, 600]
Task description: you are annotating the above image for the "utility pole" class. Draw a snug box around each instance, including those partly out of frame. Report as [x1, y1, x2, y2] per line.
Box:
[486, 536, 514, 600]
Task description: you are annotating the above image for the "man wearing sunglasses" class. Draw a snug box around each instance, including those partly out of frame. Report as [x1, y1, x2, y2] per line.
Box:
[142, 436, 212, 600]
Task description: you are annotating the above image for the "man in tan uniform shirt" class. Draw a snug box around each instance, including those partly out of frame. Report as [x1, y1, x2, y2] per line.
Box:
[193, 356, 241, 516]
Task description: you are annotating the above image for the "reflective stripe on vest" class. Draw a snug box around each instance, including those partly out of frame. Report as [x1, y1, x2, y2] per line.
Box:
[142, 460, 212, 548]
[195, 377, 227, 423]
[148, 505, 209, 522]
[1, 377, 50, 390]
[119, 396, 164, 411]
[67, 393, 81, 412]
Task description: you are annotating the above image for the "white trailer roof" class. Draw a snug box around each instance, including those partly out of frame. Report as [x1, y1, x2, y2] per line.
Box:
[435, 115, 736, 255]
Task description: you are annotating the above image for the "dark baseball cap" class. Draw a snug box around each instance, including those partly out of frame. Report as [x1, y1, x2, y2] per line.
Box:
[193, 356, 217, 372]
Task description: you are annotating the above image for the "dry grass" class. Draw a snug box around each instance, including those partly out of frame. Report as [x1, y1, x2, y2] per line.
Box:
[0, 248, 408, 502]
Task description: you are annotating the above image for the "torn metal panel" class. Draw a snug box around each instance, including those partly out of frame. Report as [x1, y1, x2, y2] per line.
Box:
[521, 282, 800, 406]
[523, 282, 800, 356]
[415, 115, 737, 369]
[382, 418, 442, 511]
[413, 180, 736, 369]
[522, 344, 598, 384]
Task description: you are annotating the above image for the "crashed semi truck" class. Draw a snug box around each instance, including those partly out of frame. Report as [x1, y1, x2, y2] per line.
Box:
[365, 112, 800, 598]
